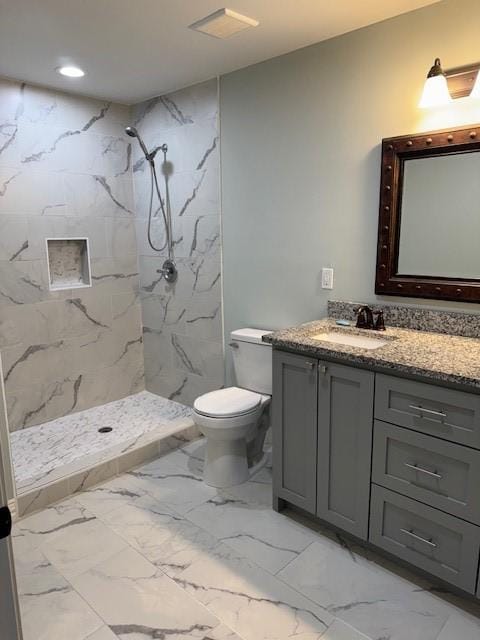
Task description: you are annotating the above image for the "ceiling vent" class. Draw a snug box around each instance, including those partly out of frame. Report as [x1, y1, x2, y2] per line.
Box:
[189, 8, 259, 39]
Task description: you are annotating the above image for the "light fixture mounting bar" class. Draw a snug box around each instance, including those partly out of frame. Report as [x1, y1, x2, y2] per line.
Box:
[445, 62, 480, 99]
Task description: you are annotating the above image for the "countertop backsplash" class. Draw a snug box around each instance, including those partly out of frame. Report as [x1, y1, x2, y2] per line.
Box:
[328, 300, 480, 339]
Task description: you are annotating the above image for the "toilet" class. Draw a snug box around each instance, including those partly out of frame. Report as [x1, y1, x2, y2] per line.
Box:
[193, 328, 272, 488]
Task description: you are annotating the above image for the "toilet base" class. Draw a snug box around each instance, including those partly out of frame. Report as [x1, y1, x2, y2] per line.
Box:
[203, 439, 268, 489]
[204, 437, 248, 488]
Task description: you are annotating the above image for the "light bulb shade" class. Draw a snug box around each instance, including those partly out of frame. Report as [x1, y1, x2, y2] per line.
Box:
[471, 71, 480, 99]
[419, 74, 452, 109]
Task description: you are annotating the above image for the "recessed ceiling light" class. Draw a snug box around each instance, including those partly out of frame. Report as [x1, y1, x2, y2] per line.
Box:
[189, 8, 259, 39]
[57, 65, 85, 78]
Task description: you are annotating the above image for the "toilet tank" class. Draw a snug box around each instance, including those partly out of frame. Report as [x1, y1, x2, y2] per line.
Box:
[230, 328, 273, 395]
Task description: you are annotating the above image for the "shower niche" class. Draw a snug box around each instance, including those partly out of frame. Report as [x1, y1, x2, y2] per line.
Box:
[46, 237, 92, 291]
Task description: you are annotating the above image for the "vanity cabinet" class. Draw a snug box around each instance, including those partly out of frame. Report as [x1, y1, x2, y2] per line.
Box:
[317, 362, 374, 539]
[272, 351, 318, 513]
[272, 352, 374, 538]
[272, 347, 480, 596]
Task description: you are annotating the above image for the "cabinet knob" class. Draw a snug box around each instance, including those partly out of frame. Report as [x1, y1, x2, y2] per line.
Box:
[319, 364, 328, 374]
[305, 361, 315, 370]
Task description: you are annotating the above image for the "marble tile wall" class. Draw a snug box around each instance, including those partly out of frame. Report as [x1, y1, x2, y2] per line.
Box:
[132, 79, 224, 405]
[0, 77, 144, 432]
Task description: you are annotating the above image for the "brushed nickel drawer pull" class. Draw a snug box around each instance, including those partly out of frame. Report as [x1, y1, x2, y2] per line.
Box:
[409, 405, 447, 420]
[404, 463, 443, 480]
[319, 364, 328, 374]
[400, 528, 437, 548]
[305, 361, 315, 370]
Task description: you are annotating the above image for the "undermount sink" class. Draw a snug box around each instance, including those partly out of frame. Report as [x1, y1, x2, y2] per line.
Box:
[311, 332, 389, 350]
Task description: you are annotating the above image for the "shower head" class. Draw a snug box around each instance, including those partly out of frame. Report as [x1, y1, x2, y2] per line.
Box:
[125, 125, 150, 162]
[125, 126, 138, 138]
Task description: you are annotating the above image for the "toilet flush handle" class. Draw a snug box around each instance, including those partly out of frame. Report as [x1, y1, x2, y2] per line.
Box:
[229, 341, 239, 349]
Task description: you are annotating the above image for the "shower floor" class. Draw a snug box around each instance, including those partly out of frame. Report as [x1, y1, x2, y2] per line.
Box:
[11, 391, 194, 495]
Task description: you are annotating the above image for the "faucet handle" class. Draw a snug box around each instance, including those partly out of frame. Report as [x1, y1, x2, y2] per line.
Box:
[374, 310, 386, 331]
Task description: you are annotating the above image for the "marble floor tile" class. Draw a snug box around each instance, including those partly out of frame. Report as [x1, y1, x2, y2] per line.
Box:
[14, 546, 70, 598]
[222, 466, 274, 508]
[20, 587, 103, 640]
[172, 543, 334, 640]
[86, 628, 120, 640]
[166, 437, 205, 476]
[12, 436, 480, 640]
[71, 546, 220, 639]
[126, 455, 219, 515]
[186, 495, 316, 574]
[13, 498, 97, 554]
[73, 473, 150, 517]
[277, 538, 453, 640]
[40, 517, 129, 580]
[206, 624, 245, 640]
[13, 512, 105, 640]
[321, 620, 372, 640]
[99, 495, 219, 577]
[435, 614, 480, 640]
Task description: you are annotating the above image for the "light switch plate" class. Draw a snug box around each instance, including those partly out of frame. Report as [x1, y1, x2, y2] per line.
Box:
[321, 267, 334, 290]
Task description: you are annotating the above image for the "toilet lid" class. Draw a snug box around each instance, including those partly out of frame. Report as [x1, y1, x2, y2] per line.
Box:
[194, 387, 262, 418]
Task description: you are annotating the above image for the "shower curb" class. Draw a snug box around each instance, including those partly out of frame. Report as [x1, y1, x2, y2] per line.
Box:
[15, 422, 200, 518]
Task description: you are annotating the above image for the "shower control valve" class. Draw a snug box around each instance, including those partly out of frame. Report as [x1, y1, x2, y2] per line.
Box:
[156, 258, 178, 283]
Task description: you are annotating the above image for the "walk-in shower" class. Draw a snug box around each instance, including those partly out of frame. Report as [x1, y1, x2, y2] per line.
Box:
[125, 125, 178, 283]
[0, 75, 221, 520]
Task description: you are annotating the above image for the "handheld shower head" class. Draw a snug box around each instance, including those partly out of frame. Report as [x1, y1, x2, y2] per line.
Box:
[125, 126, 138, 138]
[125, 125, 150, 161]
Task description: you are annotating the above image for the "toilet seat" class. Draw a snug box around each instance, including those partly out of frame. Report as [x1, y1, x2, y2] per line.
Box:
[193, 386, 263, 419]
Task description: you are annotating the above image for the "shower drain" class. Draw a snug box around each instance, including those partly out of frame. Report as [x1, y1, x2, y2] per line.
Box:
[98, 427, 113, 434]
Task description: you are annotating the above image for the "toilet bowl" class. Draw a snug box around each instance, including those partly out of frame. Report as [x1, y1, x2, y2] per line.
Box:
[193, 328, 272, 488]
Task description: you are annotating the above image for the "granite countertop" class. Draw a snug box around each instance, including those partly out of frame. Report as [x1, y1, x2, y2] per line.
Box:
[264, 318, 480, 390]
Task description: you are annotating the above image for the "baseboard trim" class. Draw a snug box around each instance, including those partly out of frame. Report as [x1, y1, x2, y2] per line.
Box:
[7, 498, 18, 522]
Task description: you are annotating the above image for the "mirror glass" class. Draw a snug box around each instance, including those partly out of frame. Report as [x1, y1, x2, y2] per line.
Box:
[397, 151, 480, 279]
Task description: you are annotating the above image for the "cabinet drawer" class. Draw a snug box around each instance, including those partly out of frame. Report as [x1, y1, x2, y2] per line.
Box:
[375, 374, 480, 449]
[370, 485, 480, 593]
[373, 421, 480, 525]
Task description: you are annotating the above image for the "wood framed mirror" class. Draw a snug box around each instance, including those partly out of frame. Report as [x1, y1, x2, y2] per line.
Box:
[375, 124, 480, 302]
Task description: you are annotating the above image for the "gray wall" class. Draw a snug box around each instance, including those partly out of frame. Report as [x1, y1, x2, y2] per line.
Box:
[132, 79, 224, 406]
[220, 0, 480, 379]
[0, 78, 144, 432]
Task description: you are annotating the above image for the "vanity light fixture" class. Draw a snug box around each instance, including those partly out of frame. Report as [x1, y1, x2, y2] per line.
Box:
[419, 58, 452, 109]
[470, 70, 480, 99]
[419, 57, 480, 108]
[56, 65, 85, 78]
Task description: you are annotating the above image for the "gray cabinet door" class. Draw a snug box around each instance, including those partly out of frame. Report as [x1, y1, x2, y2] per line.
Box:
[272, 350, 318, 514]
[317, 362, 374, 540]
